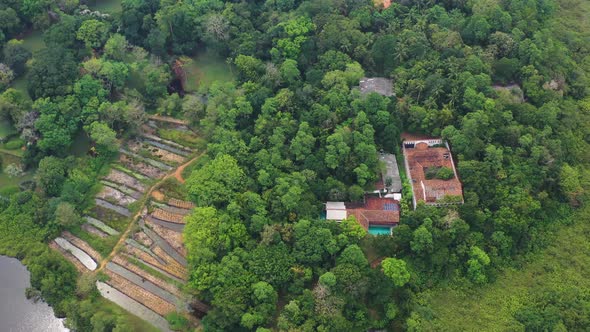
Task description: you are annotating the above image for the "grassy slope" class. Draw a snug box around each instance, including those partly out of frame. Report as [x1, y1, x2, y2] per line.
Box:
[11, 30, 45, 98]
[0, 120, 17, 139]
[420, 207, 590, 331]
[184, 50, 235, 92]
[19, 30, 45, 52]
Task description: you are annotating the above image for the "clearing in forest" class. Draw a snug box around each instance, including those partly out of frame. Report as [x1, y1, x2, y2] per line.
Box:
[182, 50, 235, 92]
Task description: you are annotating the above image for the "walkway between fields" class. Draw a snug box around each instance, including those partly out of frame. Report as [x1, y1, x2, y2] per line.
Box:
[95, 153, 202, 272]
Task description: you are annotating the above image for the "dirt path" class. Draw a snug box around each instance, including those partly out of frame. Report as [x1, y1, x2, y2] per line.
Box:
[95, 154, 202, 273]
[148, 115, 189, 126]
[172, 152, 202, 184]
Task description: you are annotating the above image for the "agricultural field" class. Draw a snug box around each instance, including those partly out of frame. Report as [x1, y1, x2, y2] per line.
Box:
[47, 116, 203, 330]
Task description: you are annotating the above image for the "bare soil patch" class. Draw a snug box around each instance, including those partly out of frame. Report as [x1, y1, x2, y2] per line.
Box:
[97, 186, 137, 207]
[82, 223, 108, 238]
[168, 198, 194, 210]
[133, 231, 154, 248]
[152, 208, 185, 224]
[105, 169, 147, 192]
[119, 154, 165, 178]
[151, 190, 165, 201]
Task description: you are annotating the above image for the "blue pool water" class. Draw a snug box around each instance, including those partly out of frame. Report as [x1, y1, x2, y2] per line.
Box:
[368, 226, 392, 235]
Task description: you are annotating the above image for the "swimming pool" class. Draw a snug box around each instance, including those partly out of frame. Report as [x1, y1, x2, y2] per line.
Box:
[368, 225, 392, 235]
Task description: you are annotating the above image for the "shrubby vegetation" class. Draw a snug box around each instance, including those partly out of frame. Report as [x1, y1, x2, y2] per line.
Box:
[0, 0, 589, 331]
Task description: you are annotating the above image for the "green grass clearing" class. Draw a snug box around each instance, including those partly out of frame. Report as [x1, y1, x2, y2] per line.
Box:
[181, 154, 209, 180]
[0, 120, 17, 140]
[10, 30, 45, 98]
[183, 50, 235, 92]
[9, 76, 30, 99]
[157, 128, 205, 150]
[68, 131, 92, 157]
[93, 297, 160, 332]
[0, 170, 33, 192]
[18, 30, 45, 53]
[89, 0, 122, 13]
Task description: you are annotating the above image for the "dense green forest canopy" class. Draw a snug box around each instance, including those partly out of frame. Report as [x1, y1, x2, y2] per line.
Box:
[0, 0, 590, 331]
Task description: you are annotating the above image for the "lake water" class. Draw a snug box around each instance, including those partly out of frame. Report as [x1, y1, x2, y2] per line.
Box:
[0, 256, 68, 332]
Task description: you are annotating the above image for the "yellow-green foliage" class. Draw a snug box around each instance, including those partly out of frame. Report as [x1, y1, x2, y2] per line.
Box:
[418, 207, 590, 331]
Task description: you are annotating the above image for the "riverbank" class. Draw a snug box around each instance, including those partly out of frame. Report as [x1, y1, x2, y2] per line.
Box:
[0, 192, 158, 331]
[0, 256, 67, 331]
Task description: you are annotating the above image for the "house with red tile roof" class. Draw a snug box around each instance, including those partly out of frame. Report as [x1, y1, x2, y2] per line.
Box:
[325, 151, 403, 235]
[401, 133, 463, 209]
[326, 196, 400, 235]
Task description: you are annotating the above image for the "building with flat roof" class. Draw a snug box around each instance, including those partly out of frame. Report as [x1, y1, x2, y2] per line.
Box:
[401, 133, 463, 209]
[373, 153, 402, 199]
[325, 201, 347, 221]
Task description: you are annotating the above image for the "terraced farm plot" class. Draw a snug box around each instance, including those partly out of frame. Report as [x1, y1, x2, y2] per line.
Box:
[95, 198, 132, 217]
[146, 215, 185, 232]
[82, 223, 108, 238]
[142, 225, 187, 266]
[51, 117, 201, 331]
[69, 227, 119, 257]
[119, 154, 166, 178]
[62, 231, 103, 263]
[105, 169, 147, 192]
[126, 140, 186, 165]
[53, 237, 98, 271]
[105, 270, 177, 316]
[85, 216, 120, 236]
[152, 201, 192, 215]
[49, 241, 89, 273]
[124, 245, 186, 281]
[97, 282, 172, 332]
[97, 186, 137, 207]
[142, 135, 192, 155]
[133, 231, 154, 247]
[101, 180, 143, 199]
[112, 255, 182, 297]
[168, 198, 195, 210]
[152, 208, 186, 224]
[146, 220, 187, 257]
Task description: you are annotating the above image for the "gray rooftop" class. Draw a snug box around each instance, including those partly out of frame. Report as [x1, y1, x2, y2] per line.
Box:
[379, 153, 402, 193]
[359, 77, 395, 97]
